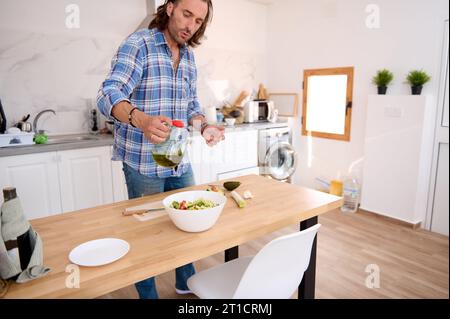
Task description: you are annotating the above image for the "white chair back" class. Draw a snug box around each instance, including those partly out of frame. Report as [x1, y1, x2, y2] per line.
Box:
[232, 224, 321, 299]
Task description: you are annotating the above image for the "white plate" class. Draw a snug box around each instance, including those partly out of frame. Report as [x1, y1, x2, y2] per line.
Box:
[69, 238, 130, 267]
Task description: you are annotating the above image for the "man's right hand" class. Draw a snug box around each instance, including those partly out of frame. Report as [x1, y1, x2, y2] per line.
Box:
[136, 114, 172, 144]
[111, 101, 172, 144]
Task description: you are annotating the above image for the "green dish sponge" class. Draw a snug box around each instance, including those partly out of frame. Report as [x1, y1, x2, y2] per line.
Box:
[34, 133, 48, 144]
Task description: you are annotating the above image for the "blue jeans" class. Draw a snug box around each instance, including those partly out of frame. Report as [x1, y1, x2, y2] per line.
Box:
[122, 163, 196, 299]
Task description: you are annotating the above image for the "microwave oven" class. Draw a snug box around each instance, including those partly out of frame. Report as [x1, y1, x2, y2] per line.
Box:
[244, 100, 274, 123]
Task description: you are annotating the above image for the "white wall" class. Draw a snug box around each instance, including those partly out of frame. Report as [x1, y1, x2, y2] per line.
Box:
[194, 0, 268, 109]
[0, 0, 267, 134]
[266, 0, 449, 190]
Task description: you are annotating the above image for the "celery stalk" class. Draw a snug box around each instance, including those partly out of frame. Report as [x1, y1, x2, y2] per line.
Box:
[230, 191, 246, 208]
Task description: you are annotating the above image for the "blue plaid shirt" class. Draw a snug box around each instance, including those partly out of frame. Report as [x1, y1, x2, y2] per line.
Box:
[97, 28, 204, 178]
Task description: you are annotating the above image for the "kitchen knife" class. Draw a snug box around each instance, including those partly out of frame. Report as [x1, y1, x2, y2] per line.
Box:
[122, 208, 165, 216]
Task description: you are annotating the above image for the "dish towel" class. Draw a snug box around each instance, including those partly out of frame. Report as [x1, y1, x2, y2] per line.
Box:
[0, 197, 50, 285]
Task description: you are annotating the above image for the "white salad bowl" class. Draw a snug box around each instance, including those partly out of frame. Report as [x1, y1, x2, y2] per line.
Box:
[162, 191, 227, 232]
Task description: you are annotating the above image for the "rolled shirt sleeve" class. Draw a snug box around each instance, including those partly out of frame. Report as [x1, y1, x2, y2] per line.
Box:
[96, 37, 144, 121]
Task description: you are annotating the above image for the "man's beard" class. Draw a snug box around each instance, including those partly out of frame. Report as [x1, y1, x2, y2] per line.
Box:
[169, 27, 192, 45]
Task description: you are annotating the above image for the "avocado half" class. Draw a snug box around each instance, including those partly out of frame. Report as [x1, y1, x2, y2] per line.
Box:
[223, 181, 241, 191]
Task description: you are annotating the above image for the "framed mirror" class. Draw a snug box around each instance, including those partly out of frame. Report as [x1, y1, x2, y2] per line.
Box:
[302, 67, 354, 141]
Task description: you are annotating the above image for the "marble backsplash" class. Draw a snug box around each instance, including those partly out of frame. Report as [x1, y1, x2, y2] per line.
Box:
[0, 28, 266, 135]
[0, 28, 121, 134]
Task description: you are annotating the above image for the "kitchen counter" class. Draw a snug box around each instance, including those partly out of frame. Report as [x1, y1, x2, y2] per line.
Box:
[214, 120, 290, 132]
[0, 121, 289, 157]
[0, 133, 115, 157]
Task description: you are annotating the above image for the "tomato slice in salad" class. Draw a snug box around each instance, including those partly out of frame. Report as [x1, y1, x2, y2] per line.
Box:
[179, 200, 187, 210]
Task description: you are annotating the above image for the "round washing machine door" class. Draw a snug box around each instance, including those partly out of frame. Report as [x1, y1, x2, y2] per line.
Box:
[264, 142, 297, 181]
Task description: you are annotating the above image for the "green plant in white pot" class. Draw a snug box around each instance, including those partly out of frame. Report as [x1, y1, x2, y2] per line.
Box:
[406, 70, 431, 95]
[372, 69, 394, 95]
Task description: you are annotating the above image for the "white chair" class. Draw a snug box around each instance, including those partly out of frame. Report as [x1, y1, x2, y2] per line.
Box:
[187, 224, 321, 299]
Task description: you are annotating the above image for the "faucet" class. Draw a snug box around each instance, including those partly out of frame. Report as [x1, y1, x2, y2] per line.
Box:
[33, 109, 56, 134]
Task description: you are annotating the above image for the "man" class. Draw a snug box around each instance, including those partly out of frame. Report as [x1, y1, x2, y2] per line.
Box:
[97, 0, 223, 299]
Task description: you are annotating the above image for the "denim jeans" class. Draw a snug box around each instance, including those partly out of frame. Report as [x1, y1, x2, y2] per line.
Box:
[122, 162, 196, 299]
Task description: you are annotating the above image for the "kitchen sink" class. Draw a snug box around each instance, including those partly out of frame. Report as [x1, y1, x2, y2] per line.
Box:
[46, 134, 100, 144]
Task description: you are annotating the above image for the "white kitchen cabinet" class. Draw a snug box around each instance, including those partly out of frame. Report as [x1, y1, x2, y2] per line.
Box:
[217, 130, 258, 175]
[187, 133, 214, 185]
[58, 146, 114, 213]
[0, 152, 62, 220]
[217, 166, 260, 180]
[1, 146, 118, 219]
[186, 130, 258, 185]
[111, 158, 129, 202]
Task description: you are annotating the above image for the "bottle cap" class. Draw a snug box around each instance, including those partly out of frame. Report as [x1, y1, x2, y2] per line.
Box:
[172, 120, 184, 128]
[3, 187, 17, 201]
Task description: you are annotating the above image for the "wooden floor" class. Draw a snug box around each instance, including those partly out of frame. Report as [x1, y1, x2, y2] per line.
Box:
[100, 209, 449, 299]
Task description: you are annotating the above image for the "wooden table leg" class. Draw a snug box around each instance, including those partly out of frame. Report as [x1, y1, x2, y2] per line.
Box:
[225, 246, 239, 262]
[298, 216, 318, 299]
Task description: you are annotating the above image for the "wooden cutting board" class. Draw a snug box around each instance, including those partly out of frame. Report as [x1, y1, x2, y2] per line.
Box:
[122, 201, 165, 216]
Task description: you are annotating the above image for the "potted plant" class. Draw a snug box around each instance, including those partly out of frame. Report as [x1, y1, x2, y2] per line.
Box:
[372, 69, 394, 95]
[406, 70, 431, 95]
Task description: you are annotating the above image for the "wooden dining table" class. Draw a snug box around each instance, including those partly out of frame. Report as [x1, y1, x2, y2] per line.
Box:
[3, 174, 342, 299]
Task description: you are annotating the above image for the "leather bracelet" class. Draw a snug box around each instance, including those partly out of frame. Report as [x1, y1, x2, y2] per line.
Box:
[128, 107, 139, 128]
[200, 122, 209, 134]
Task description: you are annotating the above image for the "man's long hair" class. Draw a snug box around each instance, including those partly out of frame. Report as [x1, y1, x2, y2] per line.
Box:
[149, 0, 213, 48]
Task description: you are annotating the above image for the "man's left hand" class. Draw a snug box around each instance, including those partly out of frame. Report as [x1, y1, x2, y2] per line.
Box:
[202, 125, 225, 147]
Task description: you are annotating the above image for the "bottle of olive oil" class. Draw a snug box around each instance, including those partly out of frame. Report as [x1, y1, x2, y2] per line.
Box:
[151, 120, 187, 168]
[152, 147, 184, 168]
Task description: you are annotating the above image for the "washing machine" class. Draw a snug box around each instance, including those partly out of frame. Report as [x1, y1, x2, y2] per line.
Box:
[258, 126, 297, 183]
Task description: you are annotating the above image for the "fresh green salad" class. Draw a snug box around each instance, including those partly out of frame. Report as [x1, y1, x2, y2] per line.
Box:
[170, 198, 218, 210]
